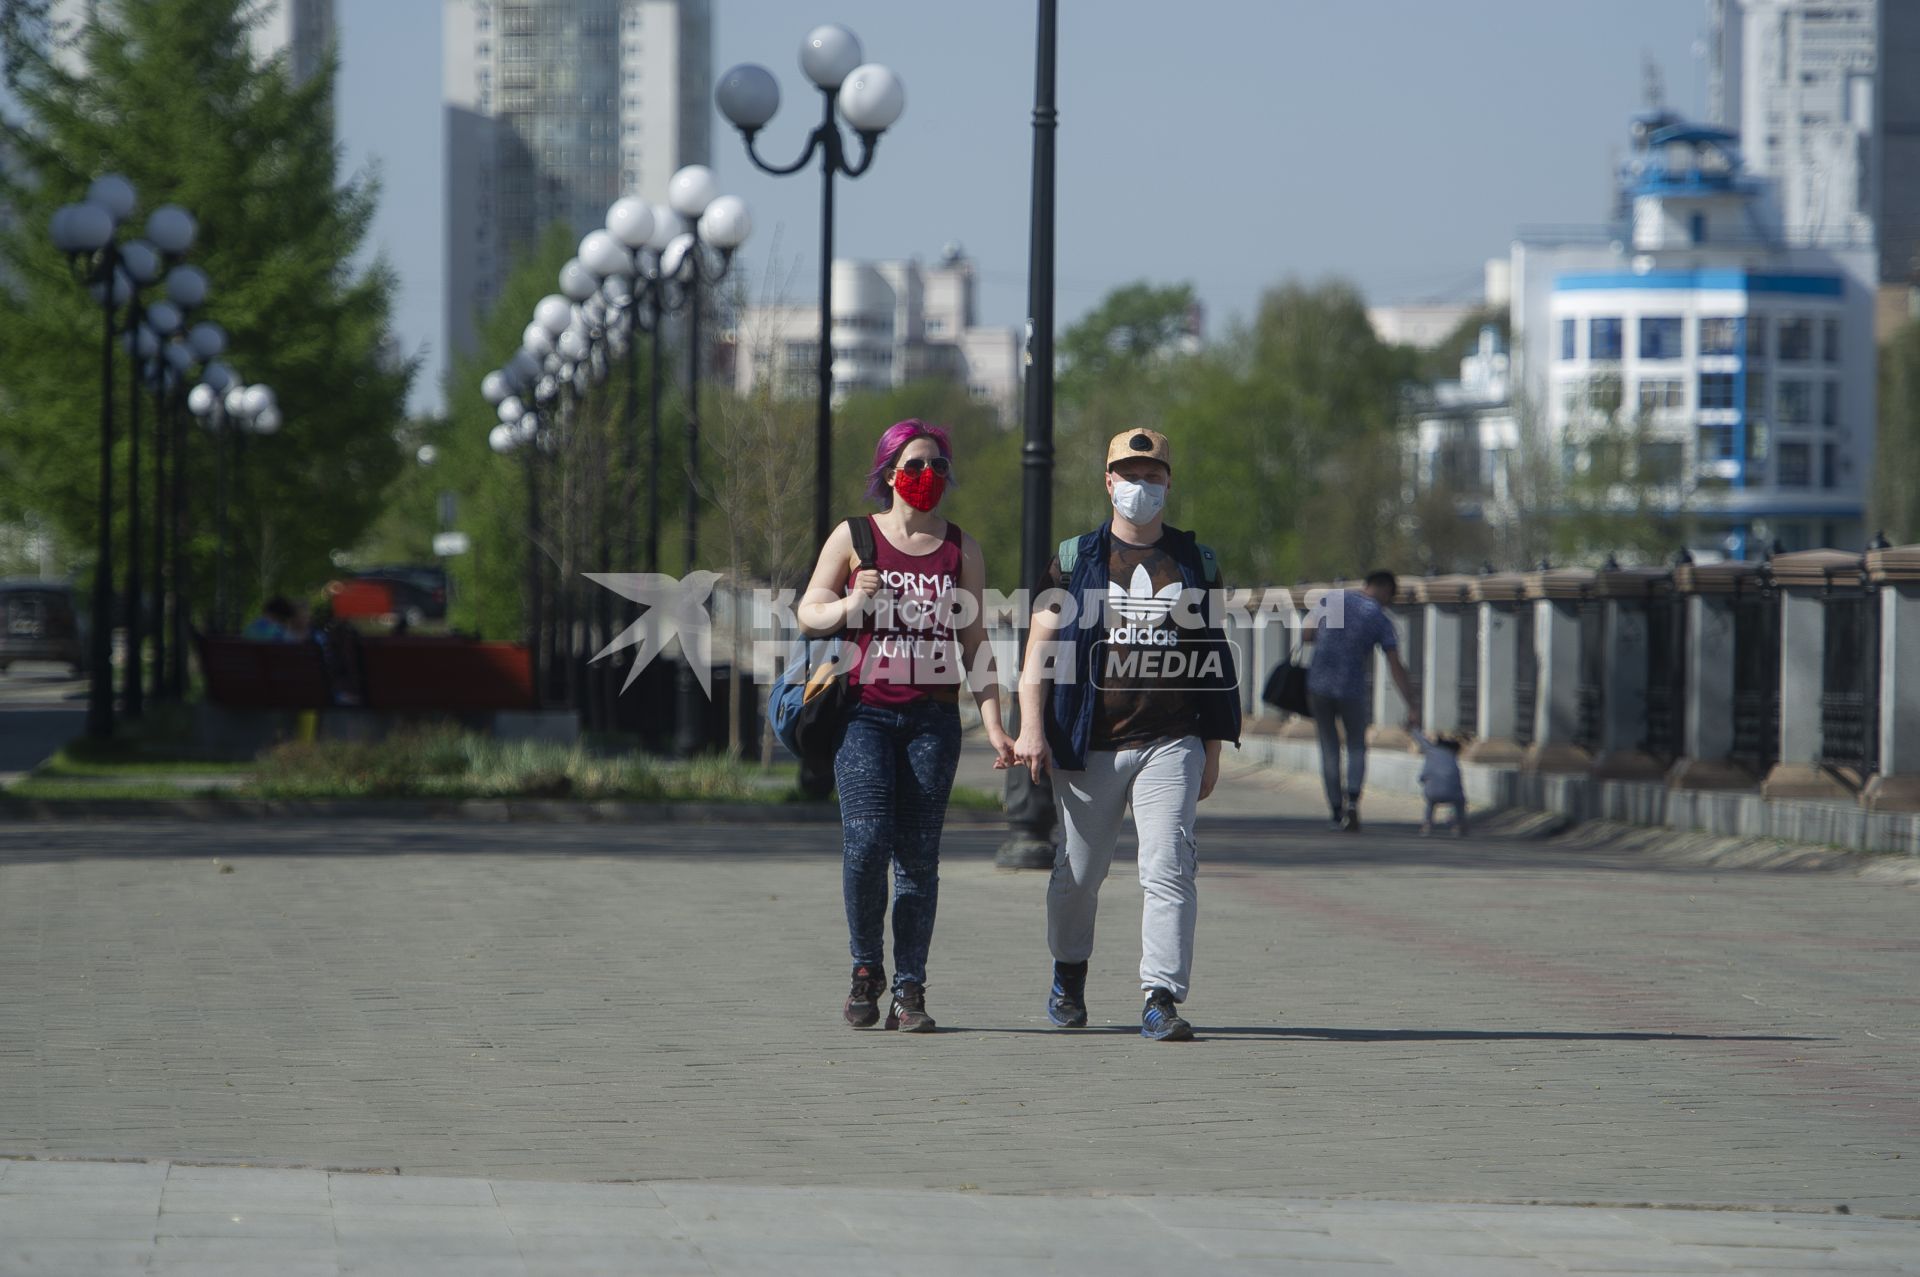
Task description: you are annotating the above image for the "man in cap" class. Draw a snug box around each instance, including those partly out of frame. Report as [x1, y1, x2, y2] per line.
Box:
[1010, 429, 1241, 1041]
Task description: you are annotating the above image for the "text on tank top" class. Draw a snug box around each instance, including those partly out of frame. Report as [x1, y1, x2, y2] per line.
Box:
[848, 515, 964, 706]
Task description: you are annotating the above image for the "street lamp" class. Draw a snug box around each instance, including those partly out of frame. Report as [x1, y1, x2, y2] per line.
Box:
[1000, 0, 1061, 869]
[116, 203, 198, 718]
[717, 26, 906, 548]
[658, 167, 749, 754]
[48, 174, 139, 739]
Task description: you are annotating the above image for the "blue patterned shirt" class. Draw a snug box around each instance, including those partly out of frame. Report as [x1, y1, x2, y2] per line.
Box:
[1307, 589, 1397, 702]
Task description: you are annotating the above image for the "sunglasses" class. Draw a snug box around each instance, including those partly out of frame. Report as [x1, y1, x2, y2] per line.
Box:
[896, 457, 951, 477]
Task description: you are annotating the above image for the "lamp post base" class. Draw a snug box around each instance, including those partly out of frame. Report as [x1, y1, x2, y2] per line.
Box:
[995, 832, 1054, 870]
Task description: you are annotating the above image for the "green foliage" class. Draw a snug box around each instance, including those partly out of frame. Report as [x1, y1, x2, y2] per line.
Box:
[1050, 278, 1419, 585]
[1873, 318, 1920, 544]
[0, 0, 413, 617]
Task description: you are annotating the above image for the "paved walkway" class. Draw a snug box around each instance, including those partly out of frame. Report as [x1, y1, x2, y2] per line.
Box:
[5, 1157, 1916, 1276]
[1, 742, 1917, 1273]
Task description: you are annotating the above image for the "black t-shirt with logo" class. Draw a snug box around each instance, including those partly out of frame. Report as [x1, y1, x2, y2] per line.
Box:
[1041, 534, 1222, 750]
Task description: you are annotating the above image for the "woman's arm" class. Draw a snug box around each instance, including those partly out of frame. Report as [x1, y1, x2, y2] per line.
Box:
[954, 533, 1012, 764]
[795, 521, 875, 638]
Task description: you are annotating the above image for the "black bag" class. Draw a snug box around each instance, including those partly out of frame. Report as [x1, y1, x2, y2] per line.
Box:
[1261, 654, 1312, 716]
[770, 517, 877, 763]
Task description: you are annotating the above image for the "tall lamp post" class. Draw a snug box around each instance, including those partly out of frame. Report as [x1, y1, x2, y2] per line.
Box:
[999, 0, 1061, 869]
[716, 27, 906, 548]
[49, 175, 143, 739]
[657, 167, 749, 754]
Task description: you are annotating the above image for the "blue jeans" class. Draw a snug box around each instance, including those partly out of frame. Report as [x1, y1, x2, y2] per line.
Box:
[1309, 691, 1371, 815]
[834, 699, 962, 990]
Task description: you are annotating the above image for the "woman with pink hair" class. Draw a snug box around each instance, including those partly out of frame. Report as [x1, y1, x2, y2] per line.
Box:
[797, 419, 1014, 1032]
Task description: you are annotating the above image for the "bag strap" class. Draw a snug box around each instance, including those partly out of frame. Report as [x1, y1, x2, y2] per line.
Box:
[1195, 541, 1221, 586]
[848, 516, 878, 570]
[1056, 535, 1080, 577]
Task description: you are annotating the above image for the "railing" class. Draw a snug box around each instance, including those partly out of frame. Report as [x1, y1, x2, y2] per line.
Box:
[1730, 588, 1781, 774]
[1513, 603, 1538, 749]
[1574, 597, 1605, 754]
[1643, 589, 1687, 761]
[1818, 590, 1881, 779]
[1457, 608, 1480, 737]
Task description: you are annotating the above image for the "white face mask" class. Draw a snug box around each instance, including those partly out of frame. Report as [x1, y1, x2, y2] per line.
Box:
[1111, 477, 1167, 523]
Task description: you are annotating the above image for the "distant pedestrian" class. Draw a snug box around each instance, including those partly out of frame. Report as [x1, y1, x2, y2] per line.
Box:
[796, 420, 1013, 1034]
[242, 596, 297, 642]
[1411, 728, 1469, 836]
[1304, 569, 1418, 832]
[1012, 427, 1241, 1042]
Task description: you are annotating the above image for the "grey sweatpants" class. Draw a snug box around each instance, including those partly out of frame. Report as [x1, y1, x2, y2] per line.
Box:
[1309, 692, 1371, 815]
[1047, 736, 1203, 1002]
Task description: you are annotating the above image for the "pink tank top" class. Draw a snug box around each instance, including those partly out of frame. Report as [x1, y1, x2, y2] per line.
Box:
[848, 515, 965, 706]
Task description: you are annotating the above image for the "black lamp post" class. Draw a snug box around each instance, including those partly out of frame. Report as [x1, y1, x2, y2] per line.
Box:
[654, 169, 749, 755]
[716, 27, 906, 548]
[999, 0, 1061, 869]
[49, 176, 144, 740]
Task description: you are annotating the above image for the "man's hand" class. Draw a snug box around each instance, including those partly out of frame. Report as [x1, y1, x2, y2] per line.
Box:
[1198, 741, 1222, 801]
[1404, 709, 1422, 733]
[1012, 728, 1052, 782]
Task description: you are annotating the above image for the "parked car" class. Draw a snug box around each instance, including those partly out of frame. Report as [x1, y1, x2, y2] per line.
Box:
[324, 565, 448, 627]
[0, 579, 85, 674]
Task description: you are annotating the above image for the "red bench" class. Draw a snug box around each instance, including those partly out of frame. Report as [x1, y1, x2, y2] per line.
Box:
[197, 636, 332, 709]
[357, 636, 537, 712]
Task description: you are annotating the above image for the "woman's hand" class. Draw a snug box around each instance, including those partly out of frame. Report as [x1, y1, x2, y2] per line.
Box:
[986, 721, 1017, 770]
[848, 568, 881, 602]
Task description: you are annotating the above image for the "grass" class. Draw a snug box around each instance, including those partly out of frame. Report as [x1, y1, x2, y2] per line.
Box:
[246, 728, 786, 802]
[9, 721, 1006, 810]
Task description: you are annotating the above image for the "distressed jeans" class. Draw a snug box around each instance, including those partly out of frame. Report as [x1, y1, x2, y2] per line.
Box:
[834, 698, 962, 990]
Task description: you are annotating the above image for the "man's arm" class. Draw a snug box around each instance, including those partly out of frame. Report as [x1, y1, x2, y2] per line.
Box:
[1387, 649, 1420, 729]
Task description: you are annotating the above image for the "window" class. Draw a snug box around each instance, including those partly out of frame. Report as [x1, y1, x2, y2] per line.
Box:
[1638, 378, 1685, 411]
[1638, 316, 1683, 359]
[1639, 441, 1684, 484]
[1745, 370, 1768, 417]
[1778, 378, 1812, 425]
[1777, 441, 1812, 486]
[1689, 212, 1707, 243]
[1699, 372, 1736, 408]
[1589, 317, 1623, 361]
[1558, 318, 1577, 361]
[1823, 317, 1840, 362]
[1747, 315, 1768, 360]
[1699, 424, 1736, 460]
[1822, 380, 1840, 427]
[1699, 317, 1740, 355]
[1585, 373, 1622, 415]
[1822, 442, 1840, 488]
[1777, 317, 1812, 360]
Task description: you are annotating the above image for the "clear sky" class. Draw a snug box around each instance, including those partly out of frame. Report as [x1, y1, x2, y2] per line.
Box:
[337, 0, 1712, 417]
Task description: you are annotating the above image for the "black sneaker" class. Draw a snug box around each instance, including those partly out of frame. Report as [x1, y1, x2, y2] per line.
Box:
[885, 980, 936, 1033]
[843, 964, 885, 1028]
[1047, 961, 1089, 1028]
[1340, 798, 1362, 833]
[1141, 987, 1193, 1042]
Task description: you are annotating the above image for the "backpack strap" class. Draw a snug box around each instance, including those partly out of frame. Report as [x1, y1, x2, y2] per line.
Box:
[1056, 536, 1080, 578]
[848, 516, 877, 570]
[1195, 542, 1221, 586]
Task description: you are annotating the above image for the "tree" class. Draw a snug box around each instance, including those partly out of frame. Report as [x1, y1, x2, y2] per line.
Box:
[1873, 318, 1920, 544]
[0, 0, 412, 621]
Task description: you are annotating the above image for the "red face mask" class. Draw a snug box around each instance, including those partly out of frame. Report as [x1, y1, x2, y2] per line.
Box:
[892, 467, 947, 512]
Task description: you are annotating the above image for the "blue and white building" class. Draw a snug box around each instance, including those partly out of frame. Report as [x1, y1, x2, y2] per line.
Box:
[1503, 112, 1878, 558]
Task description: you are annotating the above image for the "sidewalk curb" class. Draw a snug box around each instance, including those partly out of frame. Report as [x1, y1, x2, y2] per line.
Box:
[0, 795, 1010, 825]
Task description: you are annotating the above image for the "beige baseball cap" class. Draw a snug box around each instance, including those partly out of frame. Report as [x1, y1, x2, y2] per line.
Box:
[1105, 428, 1172, 470]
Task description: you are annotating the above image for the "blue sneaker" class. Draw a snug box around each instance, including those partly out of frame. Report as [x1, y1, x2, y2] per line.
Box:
[1047, 961, 1089, 1028]
[1141, 987, 1193, 1041]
